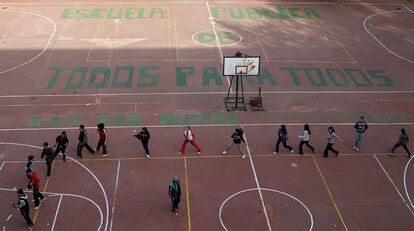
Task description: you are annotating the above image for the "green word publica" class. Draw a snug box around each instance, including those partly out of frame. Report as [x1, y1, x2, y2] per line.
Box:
[213, 6, 320, 20]
[280, 67, 394, 87]
[27, 112, 237, 127]
[62, 8, 165, 19]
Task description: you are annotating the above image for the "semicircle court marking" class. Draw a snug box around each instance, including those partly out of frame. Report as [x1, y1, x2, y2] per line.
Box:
[0, 186, 103, 231]
[0, 8, 57, 74]
[219, 187, 314, 231]
[0, 142, 109, 231]
[191, 30, 242, 47]
[404, 155, 414, 210]
[363, 9, 414, 64]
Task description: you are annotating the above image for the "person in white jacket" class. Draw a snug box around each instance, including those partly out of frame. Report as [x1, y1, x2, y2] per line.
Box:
[298, 124, 315, 155]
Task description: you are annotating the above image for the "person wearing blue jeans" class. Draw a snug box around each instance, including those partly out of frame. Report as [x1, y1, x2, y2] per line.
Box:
[353, 116, 368, 151]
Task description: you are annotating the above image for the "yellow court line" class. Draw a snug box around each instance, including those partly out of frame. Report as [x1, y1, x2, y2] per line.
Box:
[174, 18, 180, 60]
[312, 155, 349, 231]
[32, 160, 56, 226]
[183, 156, 192, 231]
[86, 21, 102, 62]
[247, 18, 269, 62]
[319, 19, 357, 64]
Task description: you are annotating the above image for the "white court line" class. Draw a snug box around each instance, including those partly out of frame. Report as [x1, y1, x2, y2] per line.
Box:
[6, 215, 11, 221]
[363, 9, 414, 64]
[0, 142, 109, 231]
[404, 155, 414, 210]
[1, 90, 414, 99]
[402, 4, 414, 14]
[1, 122, 414, 132]
[219, 188, 313, 231]
[241, 124, 272, 230]
[0, 187, 103, 231]
[205, 1, 232, 90]
[51, 195, 63, 231]
[0, 162, 5, 171]
[109, 160, 121, 231]
[374, 155, 414, 216]
[0, 8, 57, 74]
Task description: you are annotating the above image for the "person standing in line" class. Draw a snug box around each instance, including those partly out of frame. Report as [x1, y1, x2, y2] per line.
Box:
[298, 124, 315, 155]
[222, 128, 247, 159]
[134, 127, 150, 158]
[12, 189, 34, 228]
[25, 155, 34, 172]
[168, 176, 181, 215]
[40, 142, 54, 179]
[323, 126, 343, 158]
[179, 126, 201, 155]
[96, 123, 109, 157]
[25, 169, 45, 209]
[77, 124, 95, 158]
[388, 128, 411, 158]
[274, 125, 294, 155]
[54, 131, 69, 161]
[353, 116, 368, 151]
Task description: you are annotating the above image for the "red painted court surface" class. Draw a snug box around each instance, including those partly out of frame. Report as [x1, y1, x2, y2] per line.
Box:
[1, 0, 414, 230]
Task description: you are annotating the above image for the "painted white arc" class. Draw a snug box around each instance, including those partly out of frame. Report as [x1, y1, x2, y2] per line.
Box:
[363, 10, 414, 64]
[0, 9, 57, 74]
[219, 188, 314, 231]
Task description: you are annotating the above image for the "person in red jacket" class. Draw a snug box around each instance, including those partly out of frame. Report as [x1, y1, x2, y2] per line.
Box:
[96, 123, 109, 157]
[25, 169, 45, 209]
[179, 126, 201, 155]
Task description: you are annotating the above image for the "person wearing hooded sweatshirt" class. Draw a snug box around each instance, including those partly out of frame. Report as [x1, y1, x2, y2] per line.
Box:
[388, 128, 411, 158]
[54, 131, 69, 161]
[12, 189, 33, 228]
[168, 176, 181, 214]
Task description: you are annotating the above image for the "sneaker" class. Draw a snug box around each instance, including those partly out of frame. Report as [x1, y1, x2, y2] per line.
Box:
[40, 198, 46, 203]
[222, 151, 227, 155]
[145, 154, 150, 158]
[388, 152, 394, 156]
[45, 176, 49, 180]
[290, 148, 294, 153]
[103, 154, 109, 157]
[273, 152, 278, 155]
[355, 147, 359, 151]
[34, 206, 40, 210]
[197, 152, 201, 154]
[242, 154, 247, 159]
[353, 146, 356, 150]
[335, 152, 339, 157]
[178, 152, 182, 155]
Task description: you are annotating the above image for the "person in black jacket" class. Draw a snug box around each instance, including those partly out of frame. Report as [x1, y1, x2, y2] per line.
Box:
[134, 127, 150, 158]
[77, 125, 95, 158]
[222, 128, 246, 158]
[54, 131, 69, 161]
[388, 128, 411, 158]
[12, 189, 33, 228]
[168, 177, 181, 215]
[41, 142, 54, 179]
